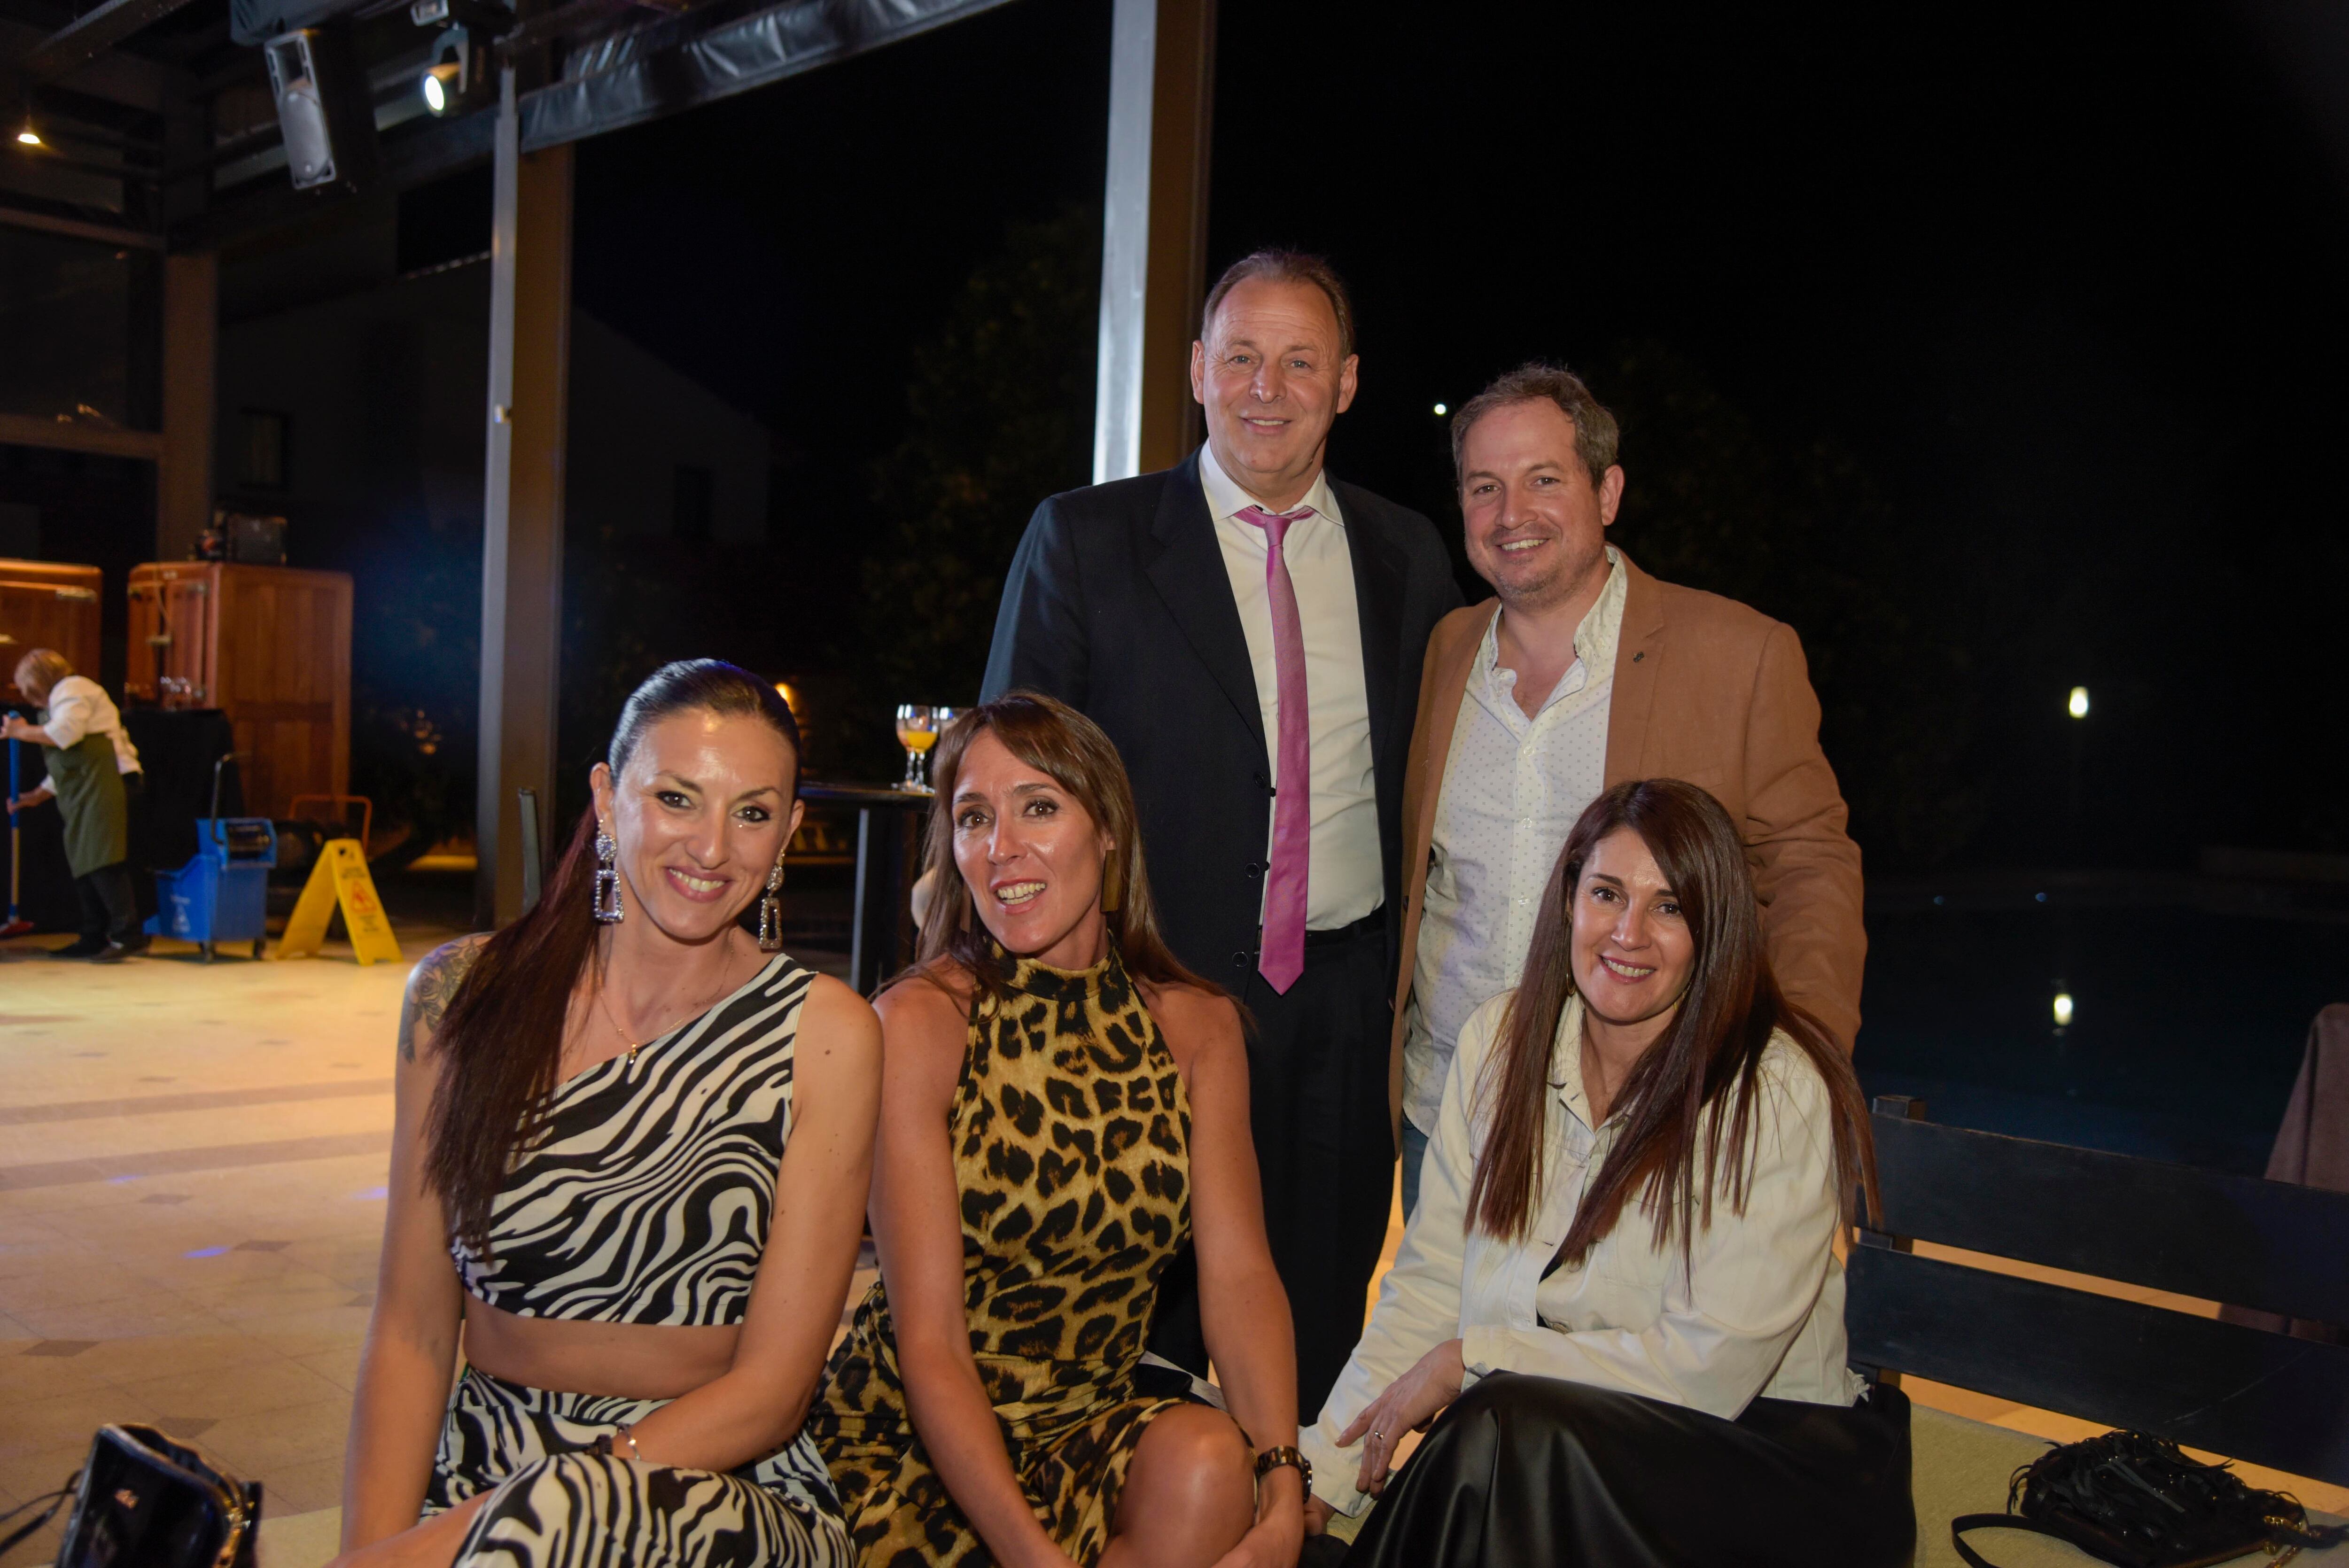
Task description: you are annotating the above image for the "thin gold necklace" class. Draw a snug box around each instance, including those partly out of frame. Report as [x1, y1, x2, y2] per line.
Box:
[594, 967, 739, 1064]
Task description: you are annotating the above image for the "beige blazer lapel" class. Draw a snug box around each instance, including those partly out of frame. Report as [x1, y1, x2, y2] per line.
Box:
[1386, 601, 1493, 1139]
[1603, 551, 1666, 788]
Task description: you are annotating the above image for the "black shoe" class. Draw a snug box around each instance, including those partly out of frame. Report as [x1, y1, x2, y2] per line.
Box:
[53, 937, 108, 958]
[90, 937, 148, 963]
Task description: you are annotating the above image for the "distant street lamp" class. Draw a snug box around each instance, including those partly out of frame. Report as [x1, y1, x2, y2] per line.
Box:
[2068, 685, 2090, 719]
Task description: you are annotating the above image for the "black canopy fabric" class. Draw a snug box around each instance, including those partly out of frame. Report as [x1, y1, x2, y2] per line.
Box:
[519, 0, 1016, 153]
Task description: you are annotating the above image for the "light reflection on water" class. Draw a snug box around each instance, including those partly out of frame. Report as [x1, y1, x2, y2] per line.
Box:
[1854, 894, 2345, 1174]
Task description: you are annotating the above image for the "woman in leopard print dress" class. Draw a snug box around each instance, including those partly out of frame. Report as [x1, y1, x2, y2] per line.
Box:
[809, 693, 1306, 1568]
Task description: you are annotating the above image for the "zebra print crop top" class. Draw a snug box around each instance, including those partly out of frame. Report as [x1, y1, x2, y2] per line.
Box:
[451, 953, 809, 1327]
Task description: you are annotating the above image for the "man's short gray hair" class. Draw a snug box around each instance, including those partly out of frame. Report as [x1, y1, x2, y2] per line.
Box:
[1451, 363, 1621, 487]
[1201, 249, 1357, 361]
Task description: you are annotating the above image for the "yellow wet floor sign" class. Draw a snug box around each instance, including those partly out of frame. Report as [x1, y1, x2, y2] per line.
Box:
[275, 837, 403, 964]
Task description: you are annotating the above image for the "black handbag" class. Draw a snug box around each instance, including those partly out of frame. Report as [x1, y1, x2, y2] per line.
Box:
[0, 1424, 263, 1568]
[1952, 1429, 2344, 1568]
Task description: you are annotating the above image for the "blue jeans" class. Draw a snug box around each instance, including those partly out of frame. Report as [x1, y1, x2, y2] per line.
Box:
[1400, 1117, 1431, 1223]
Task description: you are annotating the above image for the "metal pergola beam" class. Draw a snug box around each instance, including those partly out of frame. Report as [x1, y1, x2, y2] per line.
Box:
[1094, 0, 1214, 483]
[14, 0, 213, 86]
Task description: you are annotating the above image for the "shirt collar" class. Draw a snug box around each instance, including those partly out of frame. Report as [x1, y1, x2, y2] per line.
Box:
[1475, 545, 1628, 703]
[1197, 441, 1342, 529]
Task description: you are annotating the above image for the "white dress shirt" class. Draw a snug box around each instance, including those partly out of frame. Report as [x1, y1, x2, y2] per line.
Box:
[41, 675, 141, 775]
[1402, 550, 1626, 1134]
[1305, 988, 1862, 1517]
[1197, 442, 1382, 931]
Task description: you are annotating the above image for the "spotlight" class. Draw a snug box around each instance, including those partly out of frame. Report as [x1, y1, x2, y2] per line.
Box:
[2052, 992, 2074, 1027]
[419, 28, 469, 116]
[1432, 403, 1447, 416]
[2067, 685, 2089, 719]
[14, 125, 39, 147]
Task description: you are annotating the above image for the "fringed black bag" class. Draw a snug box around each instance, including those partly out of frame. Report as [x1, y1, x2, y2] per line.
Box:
[1953, 1429, 2344, 1568]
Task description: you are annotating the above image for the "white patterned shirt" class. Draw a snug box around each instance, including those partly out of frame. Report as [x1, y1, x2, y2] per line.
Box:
[1403, 550, 1626, 1134]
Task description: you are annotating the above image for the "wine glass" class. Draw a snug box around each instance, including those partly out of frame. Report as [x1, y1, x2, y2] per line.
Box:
[895, 703, 938, 792]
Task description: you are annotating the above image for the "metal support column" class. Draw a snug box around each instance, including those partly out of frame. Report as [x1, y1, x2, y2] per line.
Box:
[474, 64, 574, 930]
[157, 250, 216, 563]
[1093, 0, 1215, 483]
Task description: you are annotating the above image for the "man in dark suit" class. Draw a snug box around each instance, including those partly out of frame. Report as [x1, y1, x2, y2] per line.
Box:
[981, 251, 1462, 1413]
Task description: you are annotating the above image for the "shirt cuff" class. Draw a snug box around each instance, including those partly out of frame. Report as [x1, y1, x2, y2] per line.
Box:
[1299, 1424, 1371, 1518]
[1458, 1325, 1515, 1381]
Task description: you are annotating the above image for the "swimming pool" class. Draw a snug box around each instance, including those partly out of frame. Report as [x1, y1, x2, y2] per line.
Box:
[1855, 883, 2346, 1175]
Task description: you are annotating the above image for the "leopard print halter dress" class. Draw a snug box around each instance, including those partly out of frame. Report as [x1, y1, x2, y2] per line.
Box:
[809, 946, 1193, 1567]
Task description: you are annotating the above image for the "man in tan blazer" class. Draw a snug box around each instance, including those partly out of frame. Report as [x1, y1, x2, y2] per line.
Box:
[1390, 363, 1865, 1212]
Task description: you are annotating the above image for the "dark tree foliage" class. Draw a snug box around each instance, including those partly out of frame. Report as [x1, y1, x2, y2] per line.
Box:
[853, 203, 1100, 759]
[1593, 343, 1980, 869]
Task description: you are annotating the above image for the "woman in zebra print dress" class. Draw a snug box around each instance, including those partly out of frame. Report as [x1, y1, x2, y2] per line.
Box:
[332, 661, 880, 1568]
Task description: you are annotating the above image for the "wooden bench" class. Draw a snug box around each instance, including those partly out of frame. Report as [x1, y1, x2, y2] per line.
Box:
[1851, 1095, 2349, 1564]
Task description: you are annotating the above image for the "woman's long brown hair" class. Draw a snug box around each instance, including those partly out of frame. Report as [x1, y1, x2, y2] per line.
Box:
[910, 690, 1217, 1001]
[1463, 779, 1877, 1267]
[424, 660, 801, 1250]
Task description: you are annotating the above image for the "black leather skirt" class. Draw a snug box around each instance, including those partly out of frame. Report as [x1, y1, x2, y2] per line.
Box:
[1339, 1373, 1916, 1568]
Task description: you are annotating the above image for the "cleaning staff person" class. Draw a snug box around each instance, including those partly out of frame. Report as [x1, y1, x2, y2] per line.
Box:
[6, 649, 147, 960]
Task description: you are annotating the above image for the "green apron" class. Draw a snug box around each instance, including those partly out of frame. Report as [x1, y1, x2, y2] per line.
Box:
[43, 732, 128, 878]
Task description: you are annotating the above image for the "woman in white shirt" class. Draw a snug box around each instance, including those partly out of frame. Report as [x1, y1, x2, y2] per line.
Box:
[1299, 778, 1912, 1566]
[6, 649, 147, 960]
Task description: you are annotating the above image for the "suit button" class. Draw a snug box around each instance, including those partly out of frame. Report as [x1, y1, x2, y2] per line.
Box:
[1232, 952, 1250, 969]
[1245, 862, 1261, 879]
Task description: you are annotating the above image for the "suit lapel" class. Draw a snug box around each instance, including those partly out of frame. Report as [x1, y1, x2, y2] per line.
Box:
[1412, 602, 1487, 871]
[1144, 452, 1268, 757]
[1334, 481, 1409, 772]
[1604, 550, 1666, 786]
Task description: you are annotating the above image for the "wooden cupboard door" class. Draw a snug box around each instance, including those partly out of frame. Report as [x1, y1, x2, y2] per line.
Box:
[218, 568, 350, 819]
[0, 569, 101, 702]
[127, 566, 218, 706]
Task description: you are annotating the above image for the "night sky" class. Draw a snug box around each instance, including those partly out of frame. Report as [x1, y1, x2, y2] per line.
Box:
[558, 0, 2349, 872]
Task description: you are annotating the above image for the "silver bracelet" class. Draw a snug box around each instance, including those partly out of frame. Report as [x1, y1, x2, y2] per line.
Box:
[615, 1422, 644, 1463]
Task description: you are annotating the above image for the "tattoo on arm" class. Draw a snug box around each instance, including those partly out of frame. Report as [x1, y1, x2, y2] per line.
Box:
[399, 941, 481, 1062]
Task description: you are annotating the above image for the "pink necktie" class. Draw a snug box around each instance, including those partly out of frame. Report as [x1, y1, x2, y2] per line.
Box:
[1237, 504, 1314, 994]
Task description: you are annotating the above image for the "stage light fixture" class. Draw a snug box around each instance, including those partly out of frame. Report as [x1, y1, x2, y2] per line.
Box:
[2052, 992, 2074, 1027]
[420, 28, 469, 116]
[2067, 685, 2089, 719]
[1432, 403, 1447, 416]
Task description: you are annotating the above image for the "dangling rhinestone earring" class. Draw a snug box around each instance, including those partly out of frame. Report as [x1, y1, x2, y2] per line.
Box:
[592, 827, 624, 924]
[757, 852, 787, 952]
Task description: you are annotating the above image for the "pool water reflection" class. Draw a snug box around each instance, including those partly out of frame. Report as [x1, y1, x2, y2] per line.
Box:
[1855, 897, 2344, 1174]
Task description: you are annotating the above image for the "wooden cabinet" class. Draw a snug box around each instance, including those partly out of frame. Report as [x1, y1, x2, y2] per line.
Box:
[0, 560, 103, 704]
[126, 563, 352, 819]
